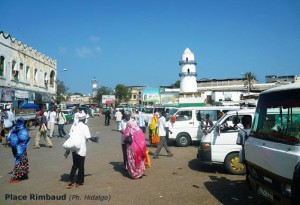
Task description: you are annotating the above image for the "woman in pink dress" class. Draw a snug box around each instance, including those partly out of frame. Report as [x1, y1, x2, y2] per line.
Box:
[122, 121, 147, 179]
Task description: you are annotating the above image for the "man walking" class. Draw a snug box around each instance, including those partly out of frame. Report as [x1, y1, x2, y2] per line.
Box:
[136, 110, 146, 134]
[153, 111, 173, 159]
[56, 108, 67, 138]
[48, 107, 56, 138]
[114, 109, 123, 131]
[1, 105, 15, 147]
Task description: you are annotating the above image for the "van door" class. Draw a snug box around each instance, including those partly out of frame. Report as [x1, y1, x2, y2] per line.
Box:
[169, 110, 201, 141]
[211, 115, 245, 162]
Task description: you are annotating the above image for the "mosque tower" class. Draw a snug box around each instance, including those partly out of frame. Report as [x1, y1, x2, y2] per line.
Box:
[91, 76, 98, 97]
[179, 48, 197, 93]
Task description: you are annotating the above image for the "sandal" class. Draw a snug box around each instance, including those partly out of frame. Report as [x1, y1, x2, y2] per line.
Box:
[75, 183, 83, 188]
[66, 183, 73, 189]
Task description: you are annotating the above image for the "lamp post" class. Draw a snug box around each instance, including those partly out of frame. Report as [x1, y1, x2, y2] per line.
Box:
[241, 73, 251, 95]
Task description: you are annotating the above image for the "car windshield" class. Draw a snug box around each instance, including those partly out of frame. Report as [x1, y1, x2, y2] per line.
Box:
[144, 107, 154, 114]
[252, 89, 300, 145]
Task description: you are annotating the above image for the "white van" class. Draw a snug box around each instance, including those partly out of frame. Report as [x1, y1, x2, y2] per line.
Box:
[167, 106, 241, 146]
[197, 109, 255, 175]
[245, 83, 300, 204]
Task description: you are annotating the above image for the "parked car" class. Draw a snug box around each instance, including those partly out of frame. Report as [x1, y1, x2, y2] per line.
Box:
[197, 109, 255, 175]
[167, 106, 241, 147]
[61, 109, 74, 124]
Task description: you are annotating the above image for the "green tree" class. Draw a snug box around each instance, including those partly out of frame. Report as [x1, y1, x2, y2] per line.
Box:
[94, 86, 113, 104]
[171, 80, 180, 88]
[73, 92, 83, 96]
[56, 79, 69, 104]
[115, 84, 131, 104]
[242, 72, 257, 93]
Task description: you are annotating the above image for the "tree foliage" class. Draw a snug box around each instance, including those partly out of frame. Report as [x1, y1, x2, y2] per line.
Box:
[115, 84, 131, 104]
[94, 86, 113, 104]
[171, 80, 181, 88]
[73, 92, 83, 96]
[56, 79, 69, 104]
[242, 72, 257, 93]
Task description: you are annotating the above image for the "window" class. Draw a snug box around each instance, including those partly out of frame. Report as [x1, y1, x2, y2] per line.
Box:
[252, 89, 300, 145]
[34, 69, 38, 81]
[176, 111, 192, 121]
[0, 56, 4, 76]
[220, 115, 251, 133]
[26, 66, 30, 81]
[50, 70, 55, 86]
[19, 63, 24, 81]
[12, 60, 18, 79]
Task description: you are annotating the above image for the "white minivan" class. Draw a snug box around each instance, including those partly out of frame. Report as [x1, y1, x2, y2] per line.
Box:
[245, 83, 300, 204]
[167, 106, 241, 147]
[197, 109, 255, 175]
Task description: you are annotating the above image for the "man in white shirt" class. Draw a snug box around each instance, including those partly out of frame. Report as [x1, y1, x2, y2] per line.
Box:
[48, 107, 57, 138]
[114, 109, 123, 131]
[1, 105, 15, 146]
[67, 113, 91, 188]
[153, 111, 173, 159]
[136, 110, 146, 134]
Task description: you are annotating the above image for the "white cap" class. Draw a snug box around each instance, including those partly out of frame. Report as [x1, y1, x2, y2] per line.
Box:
[78, 113, 86, 120]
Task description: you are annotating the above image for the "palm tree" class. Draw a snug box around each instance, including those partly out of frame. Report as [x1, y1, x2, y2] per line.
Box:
[242, 72, 257, 94]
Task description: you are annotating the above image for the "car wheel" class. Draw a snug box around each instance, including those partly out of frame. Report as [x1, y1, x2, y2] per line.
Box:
[224, 153, 246, 175]
[176, 133, 191, 147]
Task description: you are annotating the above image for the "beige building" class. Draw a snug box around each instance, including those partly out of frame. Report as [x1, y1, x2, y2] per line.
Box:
[127, 86, 145, 106]
[0, 30, 57, 109]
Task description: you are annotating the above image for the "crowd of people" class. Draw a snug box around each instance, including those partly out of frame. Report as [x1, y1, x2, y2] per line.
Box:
[0, 104, 176, 186]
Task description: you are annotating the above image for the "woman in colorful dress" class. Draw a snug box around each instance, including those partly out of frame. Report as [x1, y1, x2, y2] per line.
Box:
[7, 117, 30, 184]
[149, 113, 159, 145]
[123, 121, 147, 179]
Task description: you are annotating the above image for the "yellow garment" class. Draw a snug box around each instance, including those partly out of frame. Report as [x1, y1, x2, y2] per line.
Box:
[149, 114, 158, 130]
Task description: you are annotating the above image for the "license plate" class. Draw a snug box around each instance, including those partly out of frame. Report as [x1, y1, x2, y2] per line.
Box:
[257, 186, 273, 201]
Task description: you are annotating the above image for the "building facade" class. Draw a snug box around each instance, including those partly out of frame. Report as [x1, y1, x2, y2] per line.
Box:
[0, 30, 57, 110]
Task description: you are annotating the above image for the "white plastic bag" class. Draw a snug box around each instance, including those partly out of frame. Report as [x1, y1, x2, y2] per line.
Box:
[63, 126, 81, 151]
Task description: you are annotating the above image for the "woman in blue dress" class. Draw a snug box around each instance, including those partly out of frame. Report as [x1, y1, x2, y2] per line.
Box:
[7, 117, 30, 184]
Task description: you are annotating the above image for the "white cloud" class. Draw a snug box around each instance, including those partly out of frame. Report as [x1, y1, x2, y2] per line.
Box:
[89, 35, 100, 42]
[58, 46, 67, 55]
[76, 46, 101, 58]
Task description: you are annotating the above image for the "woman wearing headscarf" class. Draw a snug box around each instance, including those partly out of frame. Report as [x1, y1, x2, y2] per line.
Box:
[7, 117, 30, 184]
[149, 113, 159, 145]
[122, 121, 147, 179]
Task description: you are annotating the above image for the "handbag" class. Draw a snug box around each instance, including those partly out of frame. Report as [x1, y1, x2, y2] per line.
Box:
[63, 126, 81, 151]
[151, 133, 160, 144]
[145, 150, 151, 168]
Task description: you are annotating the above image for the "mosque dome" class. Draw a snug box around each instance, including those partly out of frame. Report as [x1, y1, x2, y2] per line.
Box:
[181, 48, 195, 61]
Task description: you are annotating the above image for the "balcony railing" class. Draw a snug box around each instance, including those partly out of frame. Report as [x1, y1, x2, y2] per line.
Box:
[179, 60, 197, 66]
[179, 72, 197, 77]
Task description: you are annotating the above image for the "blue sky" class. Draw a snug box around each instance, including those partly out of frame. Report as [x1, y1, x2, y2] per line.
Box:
[1, 0, 299, 95]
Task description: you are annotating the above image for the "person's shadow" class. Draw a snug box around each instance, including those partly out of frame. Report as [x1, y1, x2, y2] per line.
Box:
[59, 173, 92, 182]
[109, 162, 130, 178]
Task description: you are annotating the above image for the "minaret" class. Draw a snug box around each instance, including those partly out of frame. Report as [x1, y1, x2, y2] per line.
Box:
[179, 48, 197, 93]
[91, 76, 98, 97]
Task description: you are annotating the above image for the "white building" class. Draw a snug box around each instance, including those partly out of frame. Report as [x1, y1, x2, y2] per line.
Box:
[178, 48, 206, 106]
[0, 30, 57, 109]
[91, 76, 98, 97]
[179, 48, 197, 93]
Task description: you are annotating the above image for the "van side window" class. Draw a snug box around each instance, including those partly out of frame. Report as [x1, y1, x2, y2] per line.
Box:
[176, 111, 192, 121]
[220, 115, 246, 133]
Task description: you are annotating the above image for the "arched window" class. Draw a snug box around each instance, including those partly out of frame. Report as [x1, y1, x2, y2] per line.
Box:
[26, 66, 30, 82]
[34, 68, 38, 82]
[44, 72, 48, 86]
[0, 56, 4, 76]
[50, 70, 55, 86]
[12, 60, 18, 79]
